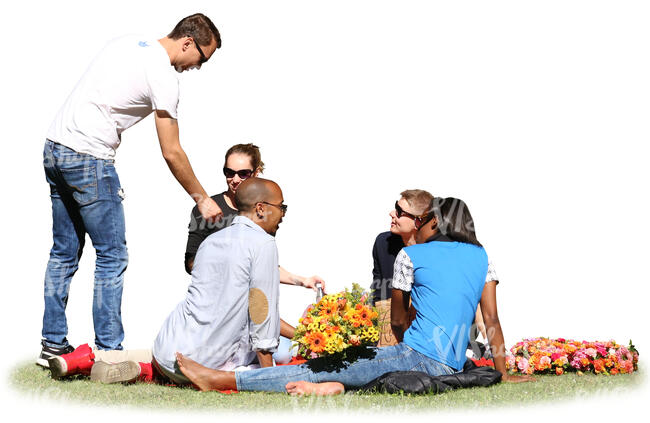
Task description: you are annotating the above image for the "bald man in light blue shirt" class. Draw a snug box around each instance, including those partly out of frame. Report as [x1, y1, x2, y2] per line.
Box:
[151, 179, 287, 384]
[153, 215, 281, 382]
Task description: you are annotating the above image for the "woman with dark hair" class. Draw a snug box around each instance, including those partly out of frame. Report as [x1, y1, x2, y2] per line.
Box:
[428, 197, 482, 246]
[172, 197, 534, 395]
[413, 197, 497, 356]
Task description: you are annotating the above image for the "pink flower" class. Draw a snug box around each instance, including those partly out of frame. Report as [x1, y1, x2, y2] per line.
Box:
[584, 348, 597, 359]
[540, 356, 552, 367]
[518, 358, 529, 373]
[570, 356, 584, 369]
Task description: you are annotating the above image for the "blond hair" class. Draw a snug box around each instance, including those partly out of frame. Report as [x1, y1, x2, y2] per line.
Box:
[400, 189, 434, 215]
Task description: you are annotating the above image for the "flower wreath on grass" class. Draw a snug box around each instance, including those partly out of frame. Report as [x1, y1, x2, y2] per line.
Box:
[506, 337, 639, 375]
[292, 283, 379, 359]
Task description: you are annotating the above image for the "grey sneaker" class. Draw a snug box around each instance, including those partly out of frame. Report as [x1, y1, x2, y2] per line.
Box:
[90, 361, 140, 384]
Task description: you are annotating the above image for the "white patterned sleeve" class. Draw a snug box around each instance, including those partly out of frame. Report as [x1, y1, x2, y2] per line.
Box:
[485, 259, 499, 284]
[392, 249, 414, 292]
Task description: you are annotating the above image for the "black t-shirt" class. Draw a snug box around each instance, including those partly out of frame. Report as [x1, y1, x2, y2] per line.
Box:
[370, 231, 406, 304]
[184, 192, 239, 274]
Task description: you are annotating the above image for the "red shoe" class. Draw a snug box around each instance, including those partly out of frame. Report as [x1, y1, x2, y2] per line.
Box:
[48, 343, 95, 379]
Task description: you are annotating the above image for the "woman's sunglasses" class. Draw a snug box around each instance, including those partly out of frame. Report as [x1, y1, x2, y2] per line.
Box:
[414, 211, 436, 230]
[223, 167, 254, 179]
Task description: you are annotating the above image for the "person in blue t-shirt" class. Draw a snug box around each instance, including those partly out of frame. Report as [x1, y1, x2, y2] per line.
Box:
[170, 197, 534, 395]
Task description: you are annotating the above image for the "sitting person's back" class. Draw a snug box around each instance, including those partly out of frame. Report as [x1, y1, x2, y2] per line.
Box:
[396, 234, 488, 370]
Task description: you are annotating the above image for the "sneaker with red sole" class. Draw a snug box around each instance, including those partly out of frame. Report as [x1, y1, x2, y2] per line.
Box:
[48, 343, 95, 379]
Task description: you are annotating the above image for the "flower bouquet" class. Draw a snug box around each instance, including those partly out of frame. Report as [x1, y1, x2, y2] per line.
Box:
[292, 283, 379, 359]
[506, 337, 639, 376]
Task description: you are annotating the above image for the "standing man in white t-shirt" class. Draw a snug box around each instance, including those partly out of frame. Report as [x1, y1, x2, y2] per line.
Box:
[38, 13, 223, 366]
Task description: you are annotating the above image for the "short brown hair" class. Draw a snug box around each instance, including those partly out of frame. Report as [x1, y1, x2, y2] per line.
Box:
[168, 13, 221, 48]
[224, 143, 265, 173]
[400, 189, 434, 215]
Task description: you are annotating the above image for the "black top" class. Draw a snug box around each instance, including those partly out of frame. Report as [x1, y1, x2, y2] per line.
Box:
[184, 192, 239, 274]
[370, 231, 406, 304]
[424, 232, 453, 243]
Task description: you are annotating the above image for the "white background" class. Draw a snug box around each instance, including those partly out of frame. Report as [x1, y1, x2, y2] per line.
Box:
[1, 0, 648, 421]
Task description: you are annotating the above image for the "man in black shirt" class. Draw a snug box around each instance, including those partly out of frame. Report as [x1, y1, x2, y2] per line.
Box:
[371, 189, 434, 346]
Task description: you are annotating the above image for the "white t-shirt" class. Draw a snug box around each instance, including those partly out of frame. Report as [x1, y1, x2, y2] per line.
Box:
[47, 35, 179, 159]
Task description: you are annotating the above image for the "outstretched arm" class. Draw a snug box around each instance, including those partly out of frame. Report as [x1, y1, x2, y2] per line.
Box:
[154, 110, 222, 222]
[480, 281, 535, 383]
[278, 266, 326, 293]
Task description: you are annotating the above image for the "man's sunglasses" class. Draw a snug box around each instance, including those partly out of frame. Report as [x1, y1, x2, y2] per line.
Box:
[223, 167, 254, 179]
[395, 201, 417, 220]
[190, 36, 208, 65]
[260, 201, 288, 215]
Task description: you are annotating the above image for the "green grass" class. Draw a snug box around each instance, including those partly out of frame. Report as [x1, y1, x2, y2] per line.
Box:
[9, 361, 645, 412]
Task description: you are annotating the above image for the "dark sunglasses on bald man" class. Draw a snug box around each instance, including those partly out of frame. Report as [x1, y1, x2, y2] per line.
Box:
[259, 201, 288, 215]
[223, 167, 254, 179]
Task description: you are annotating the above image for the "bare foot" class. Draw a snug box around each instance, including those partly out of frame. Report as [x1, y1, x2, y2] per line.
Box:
[175, 352, 236, 392]
[285, 380, 345, 396]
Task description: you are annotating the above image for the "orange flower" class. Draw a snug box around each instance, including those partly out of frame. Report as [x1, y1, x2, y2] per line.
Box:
[556, 367, 564, 375]
[593, 359, 605, 374]
[319, 301, 338, 318]
[305, 331, 328, 353]
[324, 325, 340, 336]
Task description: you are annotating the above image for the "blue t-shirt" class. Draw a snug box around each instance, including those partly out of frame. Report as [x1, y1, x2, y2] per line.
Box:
[402, 240, 488, 371]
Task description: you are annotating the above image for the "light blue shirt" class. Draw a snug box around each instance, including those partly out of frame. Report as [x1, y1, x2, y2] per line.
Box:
[152, 216, 280, 375]
[393, 241, 488, 371]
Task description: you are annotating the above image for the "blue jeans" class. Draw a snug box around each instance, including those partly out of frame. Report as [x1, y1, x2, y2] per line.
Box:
[42, 140, 128, 350]
[236, 342, 455, 392]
